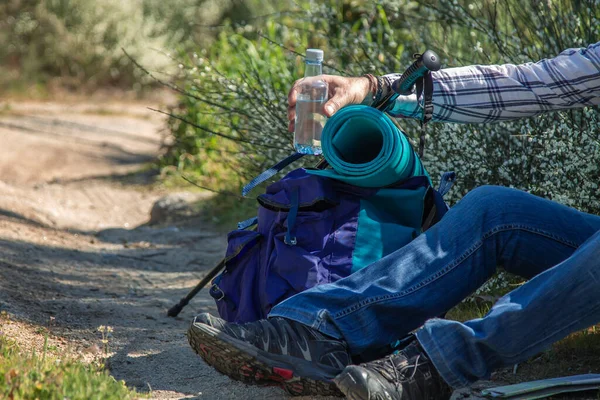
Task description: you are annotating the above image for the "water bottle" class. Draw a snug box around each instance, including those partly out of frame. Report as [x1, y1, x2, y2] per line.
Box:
[294, 49, 328, 155]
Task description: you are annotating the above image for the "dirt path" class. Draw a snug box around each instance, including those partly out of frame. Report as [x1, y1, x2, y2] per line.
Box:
[0, 100, 332, 399]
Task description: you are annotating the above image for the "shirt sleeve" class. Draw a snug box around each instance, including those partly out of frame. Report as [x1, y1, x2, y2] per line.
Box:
[385, 42, 600, 124]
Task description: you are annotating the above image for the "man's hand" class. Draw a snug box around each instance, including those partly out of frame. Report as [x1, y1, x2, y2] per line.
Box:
[287, 75, 372, 132]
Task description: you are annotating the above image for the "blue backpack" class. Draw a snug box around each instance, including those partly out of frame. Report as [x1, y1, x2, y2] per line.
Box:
[209, 166, 455, 323]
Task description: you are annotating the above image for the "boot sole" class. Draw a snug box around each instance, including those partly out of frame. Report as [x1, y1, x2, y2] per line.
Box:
[187, 321, 343, 397]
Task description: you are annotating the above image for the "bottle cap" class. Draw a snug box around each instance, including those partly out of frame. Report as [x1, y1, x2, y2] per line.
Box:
[305, 49, 324, 62]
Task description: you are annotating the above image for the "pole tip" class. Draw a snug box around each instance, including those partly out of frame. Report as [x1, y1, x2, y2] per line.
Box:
[167, 304, 183, 317]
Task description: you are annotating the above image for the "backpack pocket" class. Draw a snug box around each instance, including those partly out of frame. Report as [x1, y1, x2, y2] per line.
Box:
[258, 206, 346, 314]
[210, 229, 263, 323]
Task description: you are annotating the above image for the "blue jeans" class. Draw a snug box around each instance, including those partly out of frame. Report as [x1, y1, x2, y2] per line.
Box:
[269, 186, 600, 388]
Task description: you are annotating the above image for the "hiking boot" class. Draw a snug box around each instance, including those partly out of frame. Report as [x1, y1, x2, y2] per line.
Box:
[188, 313, 350, 397]
[333, 340, 452, 400]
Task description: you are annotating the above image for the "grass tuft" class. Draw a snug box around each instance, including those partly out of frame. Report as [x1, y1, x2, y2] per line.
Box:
[0, 316, 141, 400]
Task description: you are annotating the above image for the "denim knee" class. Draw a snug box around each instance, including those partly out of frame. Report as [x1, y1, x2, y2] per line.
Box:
[458, 185, 529, 225]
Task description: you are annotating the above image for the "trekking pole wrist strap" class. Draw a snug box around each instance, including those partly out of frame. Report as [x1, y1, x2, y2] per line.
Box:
[415, 71, 434, 124]
[415, 71, 434, 157]
[422, 71, 434, 124]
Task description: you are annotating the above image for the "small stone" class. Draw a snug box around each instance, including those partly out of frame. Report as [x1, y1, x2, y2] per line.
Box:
[148, 193, 203, 225]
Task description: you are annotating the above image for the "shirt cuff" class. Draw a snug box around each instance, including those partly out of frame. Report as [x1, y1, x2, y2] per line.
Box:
[387, 92, 423, 119]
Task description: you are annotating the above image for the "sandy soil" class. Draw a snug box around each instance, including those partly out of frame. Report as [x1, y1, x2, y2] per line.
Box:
[0, 99, 337, 400]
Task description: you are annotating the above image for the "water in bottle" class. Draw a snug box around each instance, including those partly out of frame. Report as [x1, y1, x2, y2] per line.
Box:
[294, 49, 328, 155]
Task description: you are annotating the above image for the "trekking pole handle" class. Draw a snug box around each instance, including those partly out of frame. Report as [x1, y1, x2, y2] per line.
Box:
[392, 50, 441, 95]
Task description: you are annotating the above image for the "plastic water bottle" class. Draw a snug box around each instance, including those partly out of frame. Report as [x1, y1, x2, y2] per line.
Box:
[294, 49, 328, 155]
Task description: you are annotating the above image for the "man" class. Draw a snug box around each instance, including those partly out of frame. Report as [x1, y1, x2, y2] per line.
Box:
[188, 42, 600, 399]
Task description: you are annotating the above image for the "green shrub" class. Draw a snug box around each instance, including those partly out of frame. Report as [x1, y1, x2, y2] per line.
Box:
[162, 0, 600, 217]
[420, 0, 600, 215]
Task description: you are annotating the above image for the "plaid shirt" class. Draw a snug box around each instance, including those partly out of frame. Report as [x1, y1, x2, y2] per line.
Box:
[385, 42, 600, 123]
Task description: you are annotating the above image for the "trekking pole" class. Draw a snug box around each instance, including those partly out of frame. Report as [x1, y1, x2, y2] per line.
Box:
[167, 257, 225, 317]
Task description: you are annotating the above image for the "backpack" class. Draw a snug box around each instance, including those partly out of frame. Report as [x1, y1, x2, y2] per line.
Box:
[209, 167, 455, 323]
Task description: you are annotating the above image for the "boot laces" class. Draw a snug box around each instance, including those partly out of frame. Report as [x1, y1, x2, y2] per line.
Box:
[371, 353, 424, 391]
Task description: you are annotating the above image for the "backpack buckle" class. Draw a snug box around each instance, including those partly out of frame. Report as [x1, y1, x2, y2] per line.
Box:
[209, 283, 225, 301]
[284, 236, 297, 246]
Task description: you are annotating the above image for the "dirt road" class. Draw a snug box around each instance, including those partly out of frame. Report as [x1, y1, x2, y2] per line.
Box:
[0, 99, 333, 399]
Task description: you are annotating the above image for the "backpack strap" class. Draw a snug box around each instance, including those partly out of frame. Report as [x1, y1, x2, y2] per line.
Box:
[438, 171, 456, 198]
[242, 152, 305, 196]
[284, 186, 299, 246]
[422, 171, 456, 232]
[237, 216, 258, 230]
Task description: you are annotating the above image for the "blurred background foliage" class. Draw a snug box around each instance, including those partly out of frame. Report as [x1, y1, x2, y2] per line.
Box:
[0, 0, 287, 93]
[2, 0, 599, 217]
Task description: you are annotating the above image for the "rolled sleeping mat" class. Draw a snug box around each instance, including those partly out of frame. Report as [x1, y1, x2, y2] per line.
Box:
[307, 105, 428, 187]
